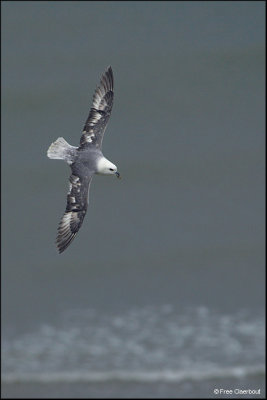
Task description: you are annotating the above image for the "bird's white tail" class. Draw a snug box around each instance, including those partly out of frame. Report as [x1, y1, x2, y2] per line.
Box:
[47, 137, 77, 164]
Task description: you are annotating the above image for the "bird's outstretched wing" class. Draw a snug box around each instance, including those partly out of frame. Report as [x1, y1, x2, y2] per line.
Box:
[79, 66, 114, 149]
[56, 172, 93, 253]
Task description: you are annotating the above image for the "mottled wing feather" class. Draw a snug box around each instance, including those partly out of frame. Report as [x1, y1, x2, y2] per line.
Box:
[56, 173, 93, 253]
[79, 66, 114, 149]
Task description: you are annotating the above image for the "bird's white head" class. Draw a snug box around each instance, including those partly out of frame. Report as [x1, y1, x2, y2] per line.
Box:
[96, 157, 121, 178]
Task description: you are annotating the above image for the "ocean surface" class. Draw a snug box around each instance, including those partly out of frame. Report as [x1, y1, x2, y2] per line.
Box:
[2, 306, 265, 398]
[2, 2, 265, 398]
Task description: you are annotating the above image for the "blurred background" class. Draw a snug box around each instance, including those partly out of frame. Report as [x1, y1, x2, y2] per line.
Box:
[2, 1, 265, 398]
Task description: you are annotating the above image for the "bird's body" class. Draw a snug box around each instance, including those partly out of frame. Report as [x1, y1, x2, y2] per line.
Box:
[47, 67, 120, 253]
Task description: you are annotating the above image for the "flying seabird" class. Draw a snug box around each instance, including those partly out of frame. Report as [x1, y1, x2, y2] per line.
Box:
[47, 66, 120, 253]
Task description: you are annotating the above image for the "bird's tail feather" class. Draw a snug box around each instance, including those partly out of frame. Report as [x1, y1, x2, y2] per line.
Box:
[47, 137, 77, 164]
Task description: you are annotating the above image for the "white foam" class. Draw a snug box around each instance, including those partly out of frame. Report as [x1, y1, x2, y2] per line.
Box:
[2, 365, 265, 384]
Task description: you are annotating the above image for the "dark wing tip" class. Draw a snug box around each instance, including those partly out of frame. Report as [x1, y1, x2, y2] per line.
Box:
[56, 211, 78, 254]
[106, 65, 113, 76]
[56, 206, 88, 253]
[56, 232, 76, 254]
[91, 66, 114, 109]
[56, 213, 77, 253]
[100, 66, 114, 92]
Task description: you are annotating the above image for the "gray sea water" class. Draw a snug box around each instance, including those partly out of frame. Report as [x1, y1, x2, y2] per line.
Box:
[1, 2, 265, 398]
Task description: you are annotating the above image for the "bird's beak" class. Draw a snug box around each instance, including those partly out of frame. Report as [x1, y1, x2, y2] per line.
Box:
[115, 171, 121, 179]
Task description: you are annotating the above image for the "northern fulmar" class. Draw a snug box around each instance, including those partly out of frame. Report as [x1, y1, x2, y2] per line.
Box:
[47, 66, 120, 253]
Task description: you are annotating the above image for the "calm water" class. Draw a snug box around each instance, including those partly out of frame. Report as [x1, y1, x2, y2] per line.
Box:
[2, 2, 265, 398]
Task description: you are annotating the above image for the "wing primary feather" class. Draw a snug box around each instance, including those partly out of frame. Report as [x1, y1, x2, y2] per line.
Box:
[79, 66, 114, 149]
[56, 173, 93, 253]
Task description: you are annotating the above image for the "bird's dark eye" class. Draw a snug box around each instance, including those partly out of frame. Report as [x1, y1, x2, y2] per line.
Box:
[109, 168, 114, 171]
